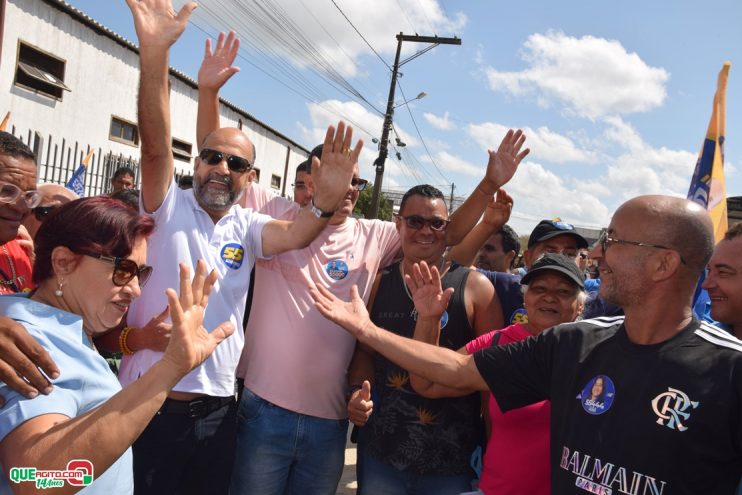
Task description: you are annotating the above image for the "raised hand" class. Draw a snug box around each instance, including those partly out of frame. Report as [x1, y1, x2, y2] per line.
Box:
[405, 262, 454, 320]
[198, 31, 240, 93]
[310, 121, 363, 212]
[482, 189, 514, 228]
[482, 129, 529, 193]
[125, 0, 196, 48]
[311, 284, 371, 338]
[161, 260, 235, 375]
[348, 380, 373, 427]
[129, 305, 172, 352]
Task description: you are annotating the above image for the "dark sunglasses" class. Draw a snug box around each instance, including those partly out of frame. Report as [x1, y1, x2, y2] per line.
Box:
[199, 148, 252, 173]
[351, 177, 369, 191]
[32, 205, 58, 222]
[400, 215, 450, 232]
[85, 253, 153, 287]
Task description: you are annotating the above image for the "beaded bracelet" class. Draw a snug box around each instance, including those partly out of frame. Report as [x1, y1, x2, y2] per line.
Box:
[119, 326, 135, 355]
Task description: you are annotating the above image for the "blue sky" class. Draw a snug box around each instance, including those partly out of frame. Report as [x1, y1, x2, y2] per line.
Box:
[65, 0, 741, 234]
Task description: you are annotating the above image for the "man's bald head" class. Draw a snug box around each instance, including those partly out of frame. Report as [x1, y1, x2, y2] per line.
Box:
[22, 183, 79, 239]
[38, 184, 79, 204]
[615, 195, 714, 278]
[199, 127, 256, 165]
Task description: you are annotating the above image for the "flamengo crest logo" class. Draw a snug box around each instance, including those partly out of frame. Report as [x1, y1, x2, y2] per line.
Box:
[651, 387, 699, 432]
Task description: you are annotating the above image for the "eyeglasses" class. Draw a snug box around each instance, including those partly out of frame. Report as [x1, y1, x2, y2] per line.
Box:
[598, 231, 686, 265]
[351, 177, 369, 191]
[32, 205, 58, 222]
[85, 253, 153, 287]
[400, 215, 450, 232]
[199, 148, 252, 173]
[0, 181, 42, 209]
[292, 181, 307, 190]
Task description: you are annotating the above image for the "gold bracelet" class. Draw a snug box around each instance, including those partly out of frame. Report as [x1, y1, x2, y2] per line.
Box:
[119, 327, 135, 356]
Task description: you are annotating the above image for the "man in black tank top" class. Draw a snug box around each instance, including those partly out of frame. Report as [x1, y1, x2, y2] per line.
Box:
[347, 184, 503, 494]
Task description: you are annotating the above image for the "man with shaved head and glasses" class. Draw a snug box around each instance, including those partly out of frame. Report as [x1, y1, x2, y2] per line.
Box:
[315, 194, 742, 494]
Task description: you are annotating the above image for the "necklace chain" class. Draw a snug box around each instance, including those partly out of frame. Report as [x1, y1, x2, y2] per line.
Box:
[0, 244, 21, 290]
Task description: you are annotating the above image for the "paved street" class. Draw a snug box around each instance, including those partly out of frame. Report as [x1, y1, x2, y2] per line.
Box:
[336, 430, 358, 495]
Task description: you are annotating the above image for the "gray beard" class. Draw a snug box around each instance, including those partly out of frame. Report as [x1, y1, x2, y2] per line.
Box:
[193, 174, 238, 210]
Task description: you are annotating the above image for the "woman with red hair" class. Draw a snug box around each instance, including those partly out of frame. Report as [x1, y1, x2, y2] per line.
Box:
[0, 197, 233, 494]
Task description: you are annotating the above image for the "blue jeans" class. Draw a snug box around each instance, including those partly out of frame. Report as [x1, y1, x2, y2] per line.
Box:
[358, 449, 474, 495]
[229, 387, 348, 495]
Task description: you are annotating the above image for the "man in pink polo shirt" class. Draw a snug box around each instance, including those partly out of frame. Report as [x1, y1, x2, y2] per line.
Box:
[194, 34, 530, 494]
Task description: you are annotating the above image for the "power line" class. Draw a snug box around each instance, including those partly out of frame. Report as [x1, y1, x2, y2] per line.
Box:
[396, 82, 449, 184]
[329, 0, 392, 72]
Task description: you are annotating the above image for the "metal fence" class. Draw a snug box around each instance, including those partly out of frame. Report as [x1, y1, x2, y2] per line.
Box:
[9, 126, 142, 197]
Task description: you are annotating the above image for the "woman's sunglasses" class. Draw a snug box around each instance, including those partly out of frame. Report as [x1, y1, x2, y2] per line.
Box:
[198, 148, 252, 173]
[32, 205, 58, 222]
[85, 253, 153, 287]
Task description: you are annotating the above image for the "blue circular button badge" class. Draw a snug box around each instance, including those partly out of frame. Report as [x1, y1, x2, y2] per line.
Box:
[220, 243, 245, 270]
[579, 375, 615, 415]
[325, 260, 349, 280]
[440, 310, 449, 329]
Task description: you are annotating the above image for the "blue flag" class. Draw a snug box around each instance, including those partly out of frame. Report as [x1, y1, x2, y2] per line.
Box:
[687, 62, 731, 326]
[65, 164, 86, 196]
[65, 149, 94, 197]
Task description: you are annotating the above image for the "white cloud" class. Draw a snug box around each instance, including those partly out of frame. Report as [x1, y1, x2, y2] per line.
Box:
[485, 31, 669, 119]
[423, 111, 454, 131]
[421, 151, 483, 177]
[187, 0, 466, 78]
[506, 161, 611, 227]
[600, 116, 697, 200]
[467, 122, 598, 164]
[302, 99, 418, 180]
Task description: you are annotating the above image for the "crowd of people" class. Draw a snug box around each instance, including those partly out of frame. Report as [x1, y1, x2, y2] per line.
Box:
[0, 1, 740, 494]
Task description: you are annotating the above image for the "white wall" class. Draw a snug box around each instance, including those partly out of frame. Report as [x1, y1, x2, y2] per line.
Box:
[0, 0, 307, 196]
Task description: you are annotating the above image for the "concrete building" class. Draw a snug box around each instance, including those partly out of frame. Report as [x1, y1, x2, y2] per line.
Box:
[0, 0, 308, 197]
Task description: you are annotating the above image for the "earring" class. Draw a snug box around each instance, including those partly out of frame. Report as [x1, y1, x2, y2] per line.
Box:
[55, 280, 64, 297]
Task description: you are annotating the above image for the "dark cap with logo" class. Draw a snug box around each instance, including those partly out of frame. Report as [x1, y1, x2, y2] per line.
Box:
[528, 218, 588, 249]
[521, 253, 585, 289]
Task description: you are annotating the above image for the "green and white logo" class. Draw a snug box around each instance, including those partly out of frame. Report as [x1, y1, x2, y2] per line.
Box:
[10, 459, 94, 489]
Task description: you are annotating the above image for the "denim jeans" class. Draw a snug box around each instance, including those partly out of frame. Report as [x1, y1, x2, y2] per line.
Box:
[358, 446, 474, 495]
[132, 397, 236, 495]
[229, 387, 348, 495]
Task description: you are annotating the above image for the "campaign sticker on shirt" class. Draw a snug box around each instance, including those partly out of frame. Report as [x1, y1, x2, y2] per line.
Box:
[510, 308, 528, 324]
[325, 260, 349, 280]
[220, 243, 245, 270]
[440, 310, 449, 329]
[578, 375, 615, 415]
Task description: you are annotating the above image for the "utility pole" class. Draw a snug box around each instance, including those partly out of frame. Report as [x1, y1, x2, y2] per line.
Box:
[368, 33, 462, 219]
[449, 183, 455, 214]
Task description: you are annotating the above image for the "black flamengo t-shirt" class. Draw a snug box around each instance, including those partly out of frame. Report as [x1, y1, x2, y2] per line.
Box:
[474, 317, 742, 495]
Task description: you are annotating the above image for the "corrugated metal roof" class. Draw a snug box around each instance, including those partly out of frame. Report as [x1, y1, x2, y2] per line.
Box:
[36, 0, 309, 154]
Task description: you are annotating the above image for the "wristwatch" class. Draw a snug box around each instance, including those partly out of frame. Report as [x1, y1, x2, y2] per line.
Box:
[310, 198, 335, 219]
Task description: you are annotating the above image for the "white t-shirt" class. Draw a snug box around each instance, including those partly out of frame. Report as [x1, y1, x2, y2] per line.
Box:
[118, 180, 271, 397]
